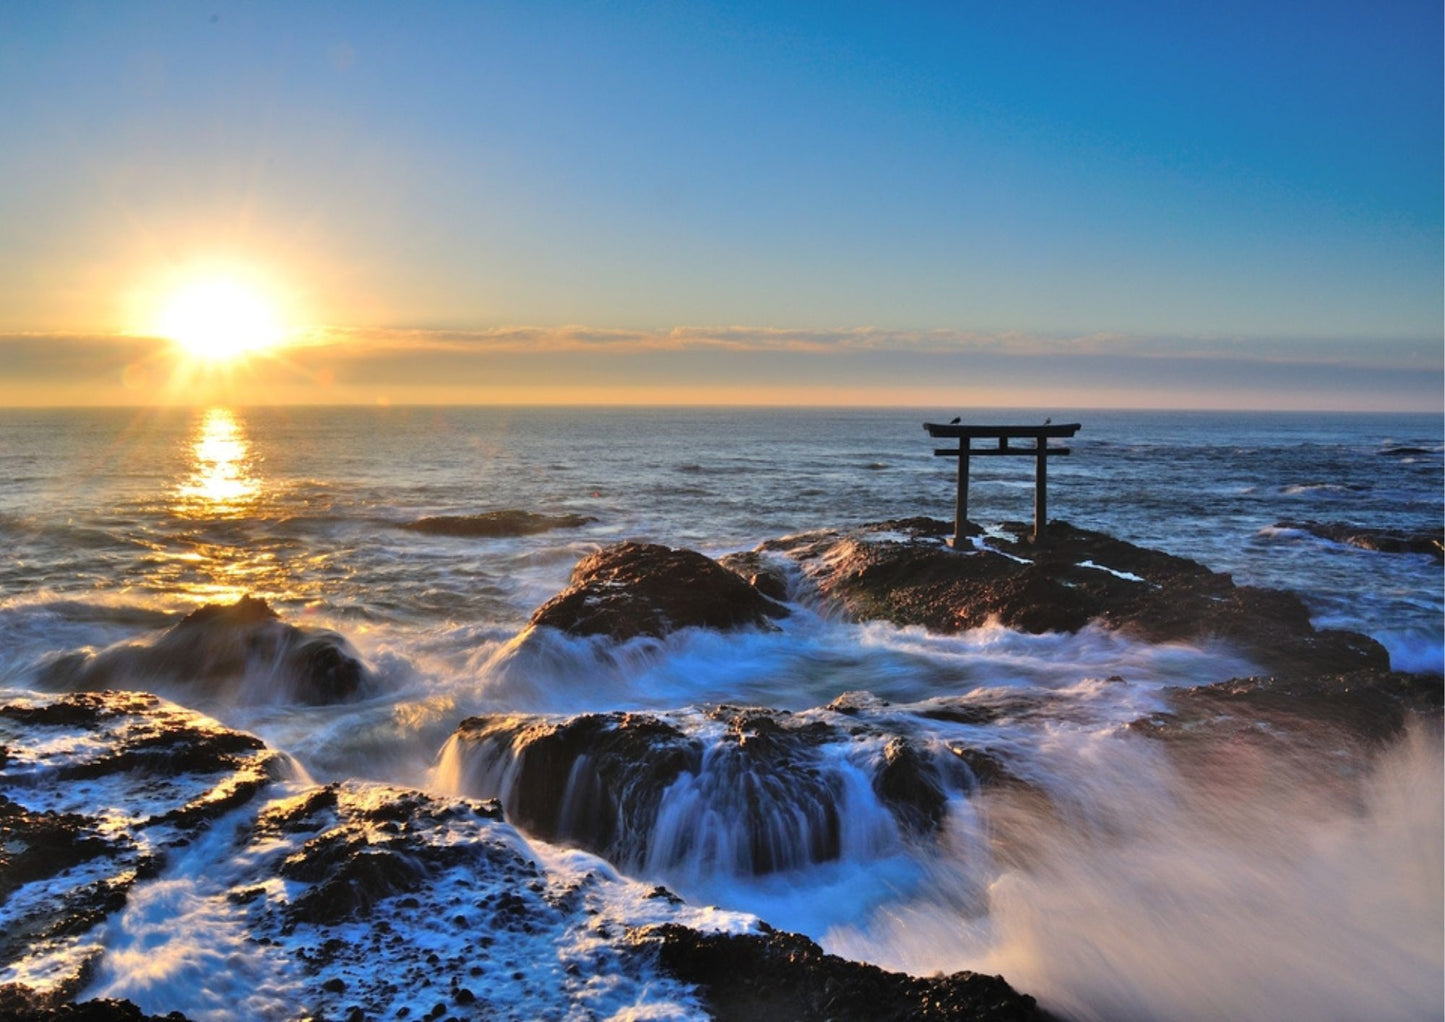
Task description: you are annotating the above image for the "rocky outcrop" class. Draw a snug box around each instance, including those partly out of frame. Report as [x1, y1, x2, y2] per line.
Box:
[0, 691, 282, 1006]
[633, 923, 1054, 1022]
[1130, 669, 1444, 747]
[401, 510, 596, 538]
[37, 596, 366, 705]
[0, 992, 190, 1022]
[765, 518, 1390, 679]
[529, 542, 789, 640]
[1276, 519, 1444, 563]
[444, 704, 987, 877]
[5, 691, 1050, 1022]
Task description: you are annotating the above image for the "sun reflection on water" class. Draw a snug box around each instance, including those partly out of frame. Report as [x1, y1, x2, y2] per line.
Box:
[177, 407, 259, 515]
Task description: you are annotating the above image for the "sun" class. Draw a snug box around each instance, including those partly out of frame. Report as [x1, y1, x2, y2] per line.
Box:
[156, 277, 286, 363]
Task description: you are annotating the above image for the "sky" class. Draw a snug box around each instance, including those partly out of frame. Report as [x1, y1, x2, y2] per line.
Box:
[1, 0, 1440, 409]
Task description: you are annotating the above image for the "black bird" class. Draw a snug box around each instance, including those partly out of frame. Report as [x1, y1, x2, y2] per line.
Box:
[1043, 417, 1052, 425]
[949, 416, 961, 424]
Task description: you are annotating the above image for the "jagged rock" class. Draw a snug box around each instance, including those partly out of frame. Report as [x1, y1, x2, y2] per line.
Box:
[37, 596, 366, 705]
[717, 550, 792, 602]
[401, 510, 596, 537]
[0, 692, 281, 1005]
[633, 923, 1054, 1022]
[448, 712, 700, 867]
[1276, 519, 1444, 563]
[1130, 669, 1444, 747]
[529, 542, 789, 640]
[260, 783, 505, 929]
[0, 990, 190, 1021]
[765, 518, 1390, 679]
[0, 694, 1053, 1021]
[446, 705, 980, 877]
[873, 737, 949, 833]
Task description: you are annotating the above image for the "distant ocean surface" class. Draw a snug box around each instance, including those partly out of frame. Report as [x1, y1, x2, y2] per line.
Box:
[1, 405, 1442, 1020]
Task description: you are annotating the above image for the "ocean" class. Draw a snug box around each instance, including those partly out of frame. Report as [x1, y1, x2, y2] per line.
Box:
[1, 405, 1441, 1021]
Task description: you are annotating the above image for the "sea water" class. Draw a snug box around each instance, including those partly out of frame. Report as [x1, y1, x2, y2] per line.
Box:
[1, 405, 1441, 1020]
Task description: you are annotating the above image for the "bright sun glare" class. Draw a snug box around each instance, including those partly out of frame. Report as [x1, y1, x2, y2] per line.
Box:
[157, 277, 285, 362]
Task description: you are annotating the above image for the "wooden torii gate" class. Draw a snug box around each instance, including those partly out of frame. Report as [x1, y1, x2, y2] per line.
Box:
[924, 420, 1082, 547]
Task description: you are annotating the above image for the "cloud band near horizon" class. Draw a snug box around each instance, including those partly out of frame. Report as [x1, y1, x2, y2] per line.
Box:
[2, 326, 1440, 411]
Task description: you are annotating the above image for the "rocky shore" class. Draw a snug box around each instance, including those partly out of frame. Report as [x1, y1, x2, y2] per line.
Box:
[7, 517, 1438, 1020]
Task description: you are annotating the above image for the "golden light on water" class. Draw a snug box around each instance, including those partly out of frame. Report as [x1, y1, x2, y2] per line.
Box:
[176, 407, 259, 513]
[162, 407, 311, 607]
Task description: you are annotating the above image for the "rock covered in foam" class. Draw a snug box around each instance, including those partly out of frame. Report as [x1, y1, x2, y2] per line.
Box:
[529, 541, 790, 640]
[1, 690, 1049, 1020]
[37, 596, 367, 705]
[765, 518, 1390, 679]
[0, 691, 282, 1006]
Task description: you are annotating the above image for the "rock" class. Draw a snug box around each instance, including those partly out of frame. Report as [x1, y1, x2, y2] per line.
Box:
[401, 510, 596, 538]
[0, 692, 281, 1005]
[1130, 669, 1444, 748]
[1275, 519, 1444, 563]
[0, 693, 1052, 1021]
[446, 712, 703, 865]
[256, 784, 507, 929]
[38, 596, 367, 705]
[717, 550, 792, 602]
[446, 705, 981, 876]
[529, 542, 789, 641]
[633, 923, 1055, 1022]
[1378, 446, 1433, 457]
[0, 990, 191, 1021]
[873, 737, 948, 833]
[766, 518, 1389, 679]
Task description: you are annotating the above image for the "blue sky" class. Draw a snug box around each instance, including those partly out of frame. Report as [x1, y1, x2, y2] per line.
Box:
[1, 1, 1440, 407]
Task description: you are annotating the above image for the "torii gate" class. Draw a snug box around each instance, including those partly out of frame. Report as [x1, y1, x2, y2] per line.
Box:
[924, 420, 1082, 547]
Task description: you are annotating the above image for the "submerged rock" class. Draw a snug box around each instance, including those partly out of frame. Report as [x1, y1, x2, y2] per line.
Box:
[529, 542, 789, 640]
[1275, 519, 1444, 563]
[634, 923, 1053, 1022]
[401, 510, 596, 538]
[38, 596, 367, 705]
[764, 518, 1390, 679]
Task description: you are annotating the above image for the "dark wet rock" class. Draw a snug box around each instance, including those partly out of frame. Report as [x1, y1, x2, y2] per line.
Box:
[401, 510, 596, 538]
[766, 517, 1389, 679]
[38, 595, 367, 705]
[634, 923, 1054, 1022]
[874, 737, 949, 833]
[1131, 669, 1444, 747]
[717, 550, 792, 602]
[0, 800, 122, 902]
[0, 989, 190, 1021]
[448, 712, 703, 864]
[1276, 519, 1444, 563]
[0, 694, 1053, 1021]
[529, 542, 789, 641]
[0, 691, 281, 1005]
[448, 705, 980, 876]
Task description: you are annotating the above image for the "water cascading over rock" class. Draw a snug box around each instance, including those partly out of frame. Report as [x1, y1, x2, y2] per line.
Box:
[436, 705, 982, 880]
